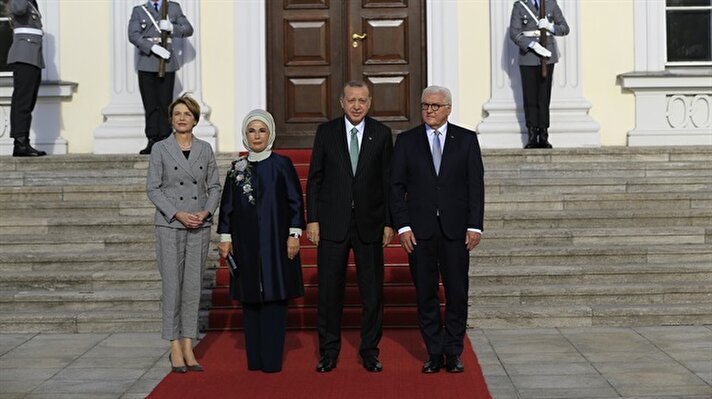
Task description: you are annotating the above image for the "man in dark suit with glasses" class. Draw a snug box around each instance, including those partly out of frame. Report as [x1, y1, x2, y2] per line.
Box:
[391, 85, 485, 373]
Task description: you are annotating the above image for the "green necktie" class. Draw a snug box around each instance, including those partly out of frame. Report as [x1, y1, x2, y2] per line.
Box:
[349, 127, 359, 174]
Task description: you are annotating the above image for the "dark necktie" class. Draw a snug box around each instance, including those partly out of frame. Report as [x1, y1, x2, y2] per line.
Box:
[533, 0, 539, 10]
[153, 1, 159, 12]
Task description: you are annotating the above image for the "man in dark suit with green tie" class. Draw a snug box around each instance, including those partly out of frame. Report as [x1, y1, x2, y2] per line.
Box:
[306, 80, 393, 373]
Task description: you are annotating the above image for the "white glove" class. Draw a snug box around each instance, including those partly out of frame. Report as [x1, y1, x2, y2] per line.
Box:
[537, 18, 555, 33]
[151, 44, 170, 60]
[159, 19, 173, 33]
[531, 42, 552, 58]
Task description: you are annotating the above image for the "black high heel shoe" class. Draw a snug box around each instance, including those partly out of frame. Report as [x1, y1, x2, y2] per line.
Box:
[186, 363, 204, 372]
[169, 353, 188, 374]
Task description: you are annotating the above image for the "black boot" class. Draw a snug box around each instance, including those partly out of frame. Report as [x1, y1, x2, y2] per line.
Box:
[13, 137, 46, 157]
[538, 128, 553, 148]
[139, 139, 155, 155]
[524, 127, 538, 149]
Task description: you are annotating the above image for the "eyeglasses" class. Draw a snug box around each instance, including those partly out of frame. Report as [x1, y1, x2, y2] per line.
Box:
[421, 103, 450, 111]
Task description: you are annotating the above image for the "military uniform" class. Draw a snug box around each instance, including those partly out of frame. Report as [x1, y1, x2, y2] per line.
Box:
[8, 0, 46, 156]
[128, 0, 193, 154]
[509, 0, 569, 148]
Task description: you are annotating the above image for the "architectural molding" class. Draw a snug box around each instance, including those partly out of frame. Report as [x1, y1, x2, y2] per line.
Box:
[477, 0, 599, 148]
[94, 0, 215, 154]
[633, 1, 666, 72]
[426, 0, 460, 123]
[233, 1, 266, 153]
[622, 2, 710, 146]
[619, 71, 712, 146]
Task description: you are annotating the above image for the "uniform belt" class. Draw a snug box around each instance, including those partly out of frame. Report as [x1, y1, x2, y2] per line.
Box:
[148, 37, 172, 44]
[521, 30, 547, 38]
[14, 27, 43, 36]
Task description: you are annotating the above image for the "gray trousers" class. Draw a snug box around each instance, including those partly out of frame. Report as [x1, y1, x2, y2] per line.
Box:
[155, 226, 211, 340]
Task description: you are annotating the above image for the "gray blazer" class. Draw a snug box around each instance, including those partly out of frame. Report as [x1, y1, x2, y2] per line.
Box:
[128, 1, 193, 73]
[147, 134, 221, 229]
[509, 0, 569, 66]
[7, 0, 44, 68]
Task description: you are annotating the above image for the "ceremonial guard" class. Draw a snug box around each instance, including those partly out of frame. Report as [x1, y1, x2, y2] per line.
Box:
[129, 0, 193, 154]
[8, 0, 46, 157]
[509, 0, 569, 148]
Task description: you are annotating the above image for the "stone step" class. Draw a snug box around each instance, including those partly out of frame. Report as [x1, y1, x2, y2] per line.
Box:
[1, 147, 709, 172]
[487, 176, 712, 195]
[3, 190, 708, 217]
[0, 200, 154, 218]
[478, 227, 710, 248]
[0, 233, 159, 253]
[471, 262, 712, 285]
[0, 185, 148, 202]
[0, 289, 160, 312]
[2, 169, 148, 187]
[0, 250, 172, 273]
[472, 281, 712, 306]
[469, 303, 712, 328]
[487, 165, 712, 181]
[3, 205, 710, 235]
[2, 226, 706, 254]
[0, 270, 161, 290]
[485, 191, 712, 212]
[0, 310, 161, 333]
[474, 244, 712, 266]
[486, 208, 712, 228]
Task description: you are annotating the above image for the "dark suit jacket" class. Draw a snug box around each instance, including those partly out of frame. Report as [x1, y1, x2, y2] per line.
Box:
[307, 116, 393, 243]
[390, 123, 485, 240]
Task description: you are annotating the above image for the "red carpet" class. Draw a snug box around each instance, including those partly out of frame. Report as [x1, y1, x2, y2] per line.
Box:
[148, 329, 492, 399]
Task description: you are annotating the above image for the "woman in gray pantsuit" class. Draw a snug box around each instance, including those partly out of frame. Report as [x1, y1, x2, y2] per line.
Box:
[147, 94, 221, 373]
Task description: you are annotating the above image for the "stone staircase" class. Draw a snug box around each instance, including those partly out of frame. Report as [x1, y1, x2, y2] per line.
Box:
[470, 147, 712, 328]
[0, 147, 710, 332]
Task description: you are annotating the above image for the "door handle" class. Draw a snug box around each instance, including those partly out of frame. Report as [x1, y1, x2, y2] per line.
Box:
[352, 32, 367, 48]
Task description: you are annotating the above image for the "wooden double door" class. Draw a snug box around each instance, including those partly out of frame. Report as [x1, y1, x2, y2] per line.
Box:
[267, 0, 426, 148]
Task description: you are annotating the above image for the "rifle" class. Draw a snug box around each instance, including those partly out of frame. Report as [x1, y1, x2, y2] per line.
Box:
[158, 0, 168, 78]
[538, 0, 547, 78]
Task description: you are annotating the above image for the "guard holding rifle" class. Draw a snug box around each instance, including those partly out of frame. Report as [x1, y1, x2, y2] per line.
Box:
[509, 0, 569, 149]
[129, 0, 193, 155]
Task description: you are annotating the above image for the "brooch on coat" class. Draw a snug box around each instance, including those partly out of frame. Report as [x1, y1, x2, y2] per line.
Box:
[227, 157, 255, 205]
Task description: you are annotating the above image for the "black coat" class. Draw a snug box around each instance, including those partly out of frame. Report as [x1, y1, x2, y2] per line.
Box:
[390, 123, 485, 240]
[306, 116, 393, 243]
[217, 153, 305, 303]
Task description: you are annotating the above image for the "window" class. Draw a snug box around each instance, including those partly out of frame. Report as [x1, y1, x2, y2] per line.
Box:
[666, 0, 712, 66]
[1, 0, 13, 73]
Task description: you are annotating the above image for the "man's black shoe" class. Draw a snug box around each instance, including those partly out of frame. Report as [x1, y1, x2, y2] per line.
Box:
[362, 356, 383, 372]
[445, 355, 464, 373]
[12, 137, 46, 157]
[421, 355, 443, 374]
[315, 356, 336, 373]
[139, 141, 154, 155]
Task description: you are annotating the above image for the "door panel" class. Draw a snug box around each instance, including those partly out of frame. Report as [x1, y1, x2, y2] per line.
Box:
[268, 0, 424, 148]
